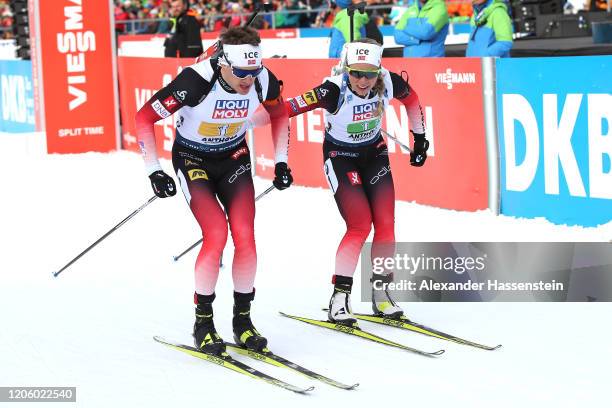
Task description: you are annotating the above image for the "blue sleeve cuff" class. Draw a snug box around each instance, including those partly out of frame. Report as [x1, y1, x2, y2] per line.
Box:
[404, 20, 437, 40]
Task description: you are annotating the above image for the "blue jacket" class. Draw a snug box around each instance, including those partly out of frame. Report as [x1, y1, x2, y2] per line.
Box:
[394, 0, 449, 57]
[466, 0, 513, 57]
[328, 8, 368, 58]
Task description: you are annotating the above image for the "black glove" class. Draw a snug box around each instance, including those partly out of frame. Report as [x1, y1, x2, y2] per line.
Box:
[273, 162, 293, 190]
[410, 132, 429, 167]
[149, 170, 177, 198]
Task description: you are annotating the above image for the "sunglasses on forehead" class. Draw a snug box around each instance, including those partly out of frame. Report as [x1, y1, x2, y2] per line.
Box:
[231, 65, 264, 79]
[346, 67, 381, 80]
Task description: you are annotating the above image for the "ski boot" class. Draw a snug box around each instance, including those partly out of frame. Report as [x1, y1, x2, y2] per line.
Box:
[327, 275, 357, 326]
[193, 292, 225, 355]
[371, 273, 404, 319]
[232, 290, 268, 352]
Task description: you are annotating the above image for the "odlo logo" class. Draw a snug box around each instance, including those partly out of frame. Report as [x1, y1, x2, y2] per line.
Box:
[212, 100, 249, 119]
[353, 102, 378, 121]
[229, 163, 251, 183]
[370, 165, 390, 184]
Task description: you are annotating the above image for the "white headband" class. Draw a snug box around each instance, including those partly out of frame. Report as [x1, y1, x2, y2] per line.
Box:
[221, 44, 262, 68]
[345, 42, 383, 67]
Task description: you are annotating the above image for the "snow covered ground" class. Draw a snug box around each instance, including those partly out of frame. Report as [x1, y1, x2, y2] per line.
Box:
[1, 148, 611, 407]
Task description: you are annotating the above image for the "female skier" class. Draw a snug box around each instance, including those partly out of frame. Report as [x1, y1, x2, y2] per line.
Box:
[256, 38, 429, 324]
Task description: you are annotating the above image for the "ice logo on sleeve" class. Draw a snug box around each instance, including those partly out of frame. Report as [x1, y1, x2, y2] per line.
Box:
[212, 100, 249, 119]
[353, 102, 378, 121]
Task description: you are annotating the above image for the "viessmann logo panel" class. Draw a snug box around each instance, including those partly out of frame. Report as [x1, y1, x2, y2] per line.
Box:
[38, 0, 118, 153]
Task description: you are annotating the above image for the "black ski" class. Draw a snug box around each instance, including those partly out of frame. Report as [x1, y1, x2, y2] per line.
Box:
[153, 336, 314, 394]
[226, 342, 359, 390]
[279, 312, 444, 357]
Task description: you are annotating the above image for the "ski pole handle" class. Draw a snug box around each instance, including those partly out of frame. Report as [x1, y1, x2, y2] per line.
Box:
[245, 2, 272, 26]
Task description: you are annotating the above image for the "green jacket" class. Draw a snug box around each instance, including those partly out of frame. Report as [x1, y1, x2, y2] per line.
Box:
[329, 8, 369, 57]
[466, 0, 513, 57]
[394, 0, 449, 57]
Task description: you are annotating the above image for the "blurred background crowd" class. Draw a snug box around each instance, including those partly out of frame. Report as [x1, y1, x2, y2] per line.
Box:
[0, 0, 605, 39]
[1, 0, 13, 38]
[108, 0, 473, 35]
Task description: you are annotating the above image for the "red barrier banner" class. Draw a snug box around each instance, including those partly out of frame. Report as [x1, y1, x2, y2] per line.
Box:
[117, 56, 188, 159]
[253, 58, 488, 211]
[117, 57, 487, 211]
[33, 0, 119, 153]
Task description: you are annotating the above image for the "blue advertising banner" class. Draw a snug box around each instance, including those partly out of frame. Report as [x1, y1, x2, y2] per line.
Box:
[0, 59, 35, 133]
[496, 56, 612, 227]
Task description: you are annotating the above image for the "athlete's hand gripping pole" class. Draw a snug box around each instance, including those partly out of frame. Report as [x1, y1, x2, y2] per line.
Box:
[380, 128, 429, 167]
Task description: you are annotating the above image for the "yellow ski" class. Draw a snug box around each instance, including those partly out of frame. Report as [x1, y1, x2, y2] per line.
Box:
[349, 312, 502, 351]
[279, 312, 444, 357]
[153, 336, 314, 394]
[226, 343, 359, 390]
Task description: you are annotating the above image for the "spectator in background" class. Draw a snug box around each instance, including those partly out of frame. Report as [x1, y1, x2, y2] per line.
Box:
[1, 1, 13, 39]
[274, 0, 308, 28]
[367, 0, 394, 26]
[124, 0, 141, 33]
[154, 1, 173, 33]
[314, 1, 337, 28]
[328, 0, 369, 57]
[143, 6, 172, 34]
[114, 1, 131, 34]
[394, 0, 449, 57]
[164, 0, 203, 57]
[226, 2, 244, 27]
[446, 0, 472, 23]
[465, 0, 512, 57]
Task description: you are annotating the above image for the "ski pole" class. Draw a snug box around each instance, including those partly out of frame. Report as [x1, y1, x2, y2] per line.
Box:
[347, 2, 366, 43]
[172, 185, 276, 262]
[380, 128, 413, 154]
[52, 195, 158, 278]
[245, 2, 272, 27]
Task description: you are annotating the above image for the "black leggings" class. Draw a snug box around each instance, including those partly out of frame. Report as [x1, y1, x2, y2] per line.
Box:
[322, 137, 396, 278]
[172, 140, 256, 295]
